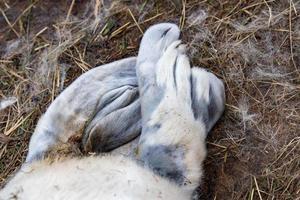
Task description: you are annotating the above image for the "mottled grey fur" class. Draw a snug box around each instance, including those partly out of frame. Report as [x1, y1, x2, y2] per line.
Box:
[140, 145, 186, 184]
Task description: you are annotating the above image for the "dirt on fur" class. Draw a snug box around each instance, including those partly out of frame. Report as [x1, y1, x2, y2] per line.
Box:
[0, 0, 299, 199]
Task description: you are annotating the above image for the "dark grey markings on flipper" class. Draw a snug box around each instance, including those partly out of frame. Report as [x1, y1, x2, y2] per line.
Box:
[140, 145, 186, 185]
[207, 85, 219, 126]
[190, 72, 224, 132]
[161, 28, 172, 37]
[173, 57, 178, 89]
[190, 73, 209, 126]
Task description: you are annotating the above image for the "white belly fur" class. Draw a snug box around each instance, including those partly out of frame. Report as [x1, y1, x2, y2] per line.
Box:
[0, 155, 192, 200]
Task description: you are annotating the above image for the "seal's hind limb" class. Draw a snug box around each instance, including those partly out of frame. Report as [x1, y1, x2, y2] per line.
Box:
[26, 57, 141, 162]
[136, 23, 225, 191]
[82, 88, 141, 153]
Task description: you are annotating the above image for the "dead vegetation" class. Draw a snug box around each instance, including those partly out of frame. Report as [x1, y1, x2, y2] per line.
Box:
[0, 0, 299, 199]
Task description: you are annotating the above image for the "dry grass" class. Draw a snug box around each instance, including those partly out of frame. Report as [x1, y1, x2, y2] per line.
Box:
[0, 0, 299, 199]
